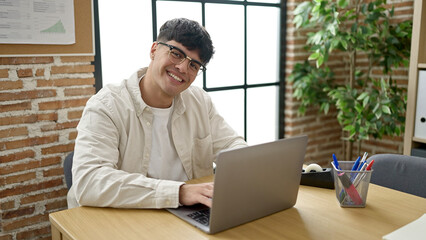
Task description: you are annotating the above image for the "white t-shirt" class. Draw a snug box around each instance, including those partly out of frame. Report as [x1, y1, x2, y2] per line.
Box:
[147, 103, 188, 181]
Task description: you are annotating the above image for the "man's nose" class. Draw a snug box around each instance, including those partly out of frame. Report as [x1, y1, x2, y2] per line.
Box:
[175, 58, 189, 73]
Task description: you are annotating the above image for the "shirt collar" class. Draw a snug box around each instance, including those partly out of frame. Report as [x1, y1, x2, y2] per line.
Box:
[127, 68, 186, 116]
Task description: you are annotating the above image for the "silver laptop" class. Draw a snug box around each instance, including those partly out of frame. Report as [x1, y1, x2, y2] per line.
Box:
[167, 135, 308, 234]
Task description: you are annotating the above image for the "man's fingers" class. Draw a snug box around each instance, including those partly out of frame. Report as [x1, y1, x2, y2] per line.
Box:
[179, 182, 214, 207]
[199, 196, 213, 208]
[201, 184, 214, 198]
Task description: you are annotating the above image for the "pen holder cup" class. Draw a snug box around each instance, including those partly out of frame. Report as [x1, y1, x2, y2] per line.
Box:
[331, 161, 373, 208]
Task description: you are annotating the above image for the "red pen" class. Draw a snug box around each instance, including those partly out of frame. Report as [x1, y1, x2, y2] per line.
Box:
[366, 160, 374, 171]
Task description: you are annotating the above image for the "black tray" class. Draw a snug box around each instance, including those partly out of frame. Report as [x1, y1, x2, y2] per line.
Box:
[300, 168, 334, 189]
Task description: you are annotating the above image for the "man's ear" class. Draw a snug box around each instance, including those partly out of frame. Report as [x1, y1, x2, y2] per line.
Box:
[150, 42, 158, 60]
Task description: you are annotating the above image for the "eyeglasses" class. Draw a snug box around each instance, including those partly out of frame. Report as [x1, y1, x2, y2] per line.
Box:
[157, 42, 206, 75]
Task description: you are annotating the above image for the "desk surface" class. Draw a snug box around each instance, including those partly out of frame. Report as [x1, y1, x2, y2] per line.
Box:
[50, 175, 426, 240]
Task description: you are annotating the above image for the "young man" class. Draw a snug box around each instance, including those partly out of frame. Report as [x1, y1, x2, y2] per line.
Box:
[67, 18, 247, 209]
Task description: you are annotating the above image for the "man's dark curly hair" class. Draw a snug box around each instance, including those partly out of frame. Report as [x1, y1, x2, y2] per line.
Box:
[157, 18, 214, 65]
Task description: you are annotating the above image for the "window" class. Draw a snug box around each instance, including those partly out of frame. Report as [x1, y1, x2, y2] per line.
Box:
[95, 0, 284, 145]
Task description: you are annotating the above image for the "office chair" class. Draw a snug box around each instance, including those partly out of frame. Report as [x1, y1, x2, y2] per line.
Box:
[367, 154, 426, 198]
[64, 151, 74, 190]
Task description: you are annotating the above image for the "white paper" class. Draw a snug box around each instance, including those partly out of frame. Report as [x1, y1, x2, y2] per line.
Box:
[0, 0, 75, 45]
[383, 214, 426, 240]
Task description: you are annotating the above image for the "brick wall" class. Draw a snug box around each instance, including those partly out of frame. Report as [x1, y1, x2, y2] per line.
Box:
[285, 0, 414, 166]
[0, 56, 94, 240]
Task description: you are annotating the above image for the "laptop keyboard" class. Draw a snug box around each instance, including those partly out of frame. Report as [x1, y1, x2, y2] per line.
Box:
[187, 209, 210, 226]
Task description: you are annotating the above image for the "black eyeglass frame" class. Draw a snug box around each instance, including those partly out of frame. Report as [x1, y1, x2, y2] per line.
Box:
[157, 41, 207, 74]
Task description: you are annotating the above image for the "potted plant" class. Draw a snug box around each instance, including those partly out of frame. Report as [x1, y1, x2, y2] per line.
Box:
[288, 0, 412, 160]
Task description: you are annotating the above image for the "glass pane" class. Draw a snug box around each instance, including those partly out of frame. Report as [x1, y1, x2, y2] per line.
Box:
[205, 4, 245, 88]
[247, 86, 278, 145]
[99, 1, 152, 86]
[208, 90, 245, 138]
[156, 1, 202, 33]
[247, 6, 280, 85]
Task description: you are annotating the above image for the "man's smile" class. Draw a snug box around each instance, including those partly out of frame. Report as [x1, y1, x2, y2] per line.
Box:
[167, 71, 184, 83]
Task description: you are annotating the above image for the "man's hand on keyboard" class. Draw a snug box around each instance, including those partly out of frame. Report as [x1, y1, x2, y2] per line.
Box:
[179, 182, 214, 208]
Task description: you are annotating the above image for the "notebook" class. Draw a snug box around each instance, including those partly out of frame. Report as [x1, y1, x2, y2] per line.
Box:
[167, 135, 308, 234]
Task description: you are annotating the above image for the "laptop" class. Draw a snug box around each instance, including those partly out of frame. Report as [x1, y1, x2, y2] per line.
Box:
[167, 135, 308, 234]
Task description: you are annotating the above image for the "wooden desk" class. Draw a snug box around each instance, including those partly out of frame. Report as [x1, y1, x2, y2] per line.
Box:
[50, 176, 426, 240]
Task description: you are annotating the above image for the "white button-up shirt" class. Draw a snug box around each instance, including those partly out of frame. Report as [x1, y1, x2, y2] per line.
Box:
[67, 68, 247, 209]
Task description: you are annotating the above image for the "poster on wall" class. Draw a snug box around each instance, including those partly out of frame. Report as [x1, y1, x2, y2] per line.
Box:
[0, 0, 75, 45]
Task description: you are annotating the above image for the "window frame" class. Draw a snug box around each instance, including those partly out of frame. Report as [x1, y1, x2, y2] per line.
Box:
[153, 0, 286, 141]
[93, 0, 287, 141]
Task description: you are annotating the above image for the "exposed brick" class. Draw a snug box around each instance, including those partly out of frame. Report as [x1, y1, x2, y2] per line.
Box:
[41, 143, 75, 155]
[0, 200, 15, 210]
[45, 199, 67, 211]
[50, 65, 95, 75]
[0, 80, 23, 90]
[64, 86, 96, 96]
[2, 213, 49, 231]
[0, 113, 57, 126]
[0, 101, 31, 113]
[0, 160, 40, 175]
[43, 167, 64, 177]
[0, 69, 8, 78]
[17, 69, 33, 78]
[38, 98, 89, 110]
[40, 156, 62, 167]
[61, 56, 94, 63]
[37, 77, 95, 87]
[0, 57, 54, 65]
[0, 179, 63, 198]
[20, 188, 68, 205]
[0, 234, 13, 240]
[0, 126, 28, 139]
[0, 150, 35, 164]
[2, 206, 35, 220]
[16, 226, 50, 240]
[67, 110, 83, 119]
[0, 134, 58, 151]
[0, 89, 56, 101]
[37, 112, 58, 121]
[0, 155, 61, 175]
[40, 121, 79, 132]
[0, 171, 37, 185]
[35, 68, 45, 77]
[69, 131, 78, 140]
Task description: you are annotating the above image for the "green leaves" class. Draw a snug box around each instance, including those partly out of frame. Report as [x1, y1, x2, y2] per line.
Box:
[288, 61, 334, 115]
[293, 2, 313, 29]
[289, 0, 410, 144]
[326, 79, 406, 142]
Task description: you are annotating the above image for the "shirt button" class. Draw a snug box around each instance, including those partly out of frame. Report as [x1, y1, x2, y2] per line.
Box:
[146, 122, 151, 126]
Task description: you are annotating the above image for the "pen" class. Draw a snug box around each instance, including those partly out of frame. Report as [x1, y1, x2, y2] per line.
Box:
[351, 156, 361, 171]
[353, 162, 369, 187]
[349, 156, 361, 181]
[357, 152, 368, 171]
[337, 172, 363, 205]
[366, 159, 374, 171]
[332, 154, 341, 170]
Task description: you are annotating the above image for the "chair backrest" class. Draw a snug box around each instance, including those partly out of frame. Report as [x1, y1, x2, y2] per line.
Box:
[64, 151, 74, 190]
[367, 154, 426, 198]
